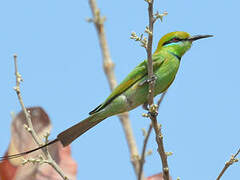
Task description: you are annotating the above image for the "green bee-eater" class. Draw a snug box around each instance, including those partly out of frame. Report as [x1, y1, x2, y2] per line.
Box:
[1, 31, 212, 160]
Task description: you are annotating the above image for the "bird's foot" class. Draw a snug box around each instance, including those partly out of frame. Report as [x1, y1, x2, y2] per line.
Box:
[138, 75, 157, 86]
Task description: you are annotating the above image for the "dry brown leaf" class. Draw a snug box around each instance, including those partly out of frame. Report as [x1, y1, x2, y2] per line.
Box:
[0, 107, 77, 180]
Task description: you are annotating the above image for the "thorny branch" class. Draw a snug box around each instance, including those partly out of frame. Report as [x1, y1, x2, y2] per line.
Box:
[88, 0, 141, 176]
[13, 54, 68, 180]
[216, 148, 240, 180]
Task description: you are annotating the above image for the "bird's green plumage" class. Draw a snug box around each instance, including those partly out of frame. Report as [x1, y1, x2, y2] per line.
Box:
[89, 53, 165, 115]
[58, 31, 208, 146]
[88, 32, 192, 117]
[0, 31, 213, 160]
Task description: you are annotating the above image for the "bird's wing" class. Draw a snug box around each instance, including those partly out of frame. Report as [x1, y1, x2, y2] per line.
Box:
[89, 53, 165, 115]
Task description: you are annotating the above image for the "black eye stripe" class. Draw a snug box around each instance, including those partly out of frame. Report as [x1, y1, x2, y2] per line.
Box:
[163, 37, 186, 46]
[172, 37, 181, 41]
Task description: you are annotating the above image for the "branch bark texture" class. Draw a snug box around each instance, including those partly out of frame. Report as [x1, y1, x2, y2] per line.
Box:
[145, 1, 170, 180]
[216, 148, 240, 180]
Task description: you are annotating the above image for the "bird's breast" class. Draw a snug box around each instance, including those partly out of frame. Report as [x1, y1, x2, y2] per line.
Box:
[154, 58, 180, 95]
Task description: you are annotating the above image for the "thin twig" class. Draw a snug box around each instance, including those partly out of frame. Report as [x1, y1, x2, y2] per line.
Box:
[88, 0, 141, 176]
[144, 0, 170, 179]
[150, 111, 170, 180]
[138, 124, 152, 180]
[157, 91, 167, 107]
[216, 148, 240, 180]
[13, 54, 68, 180]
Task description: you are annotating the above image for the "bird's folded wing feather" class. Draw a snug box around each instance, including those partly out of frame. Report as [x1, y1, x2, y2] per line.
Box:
[89, 53, 165, 115]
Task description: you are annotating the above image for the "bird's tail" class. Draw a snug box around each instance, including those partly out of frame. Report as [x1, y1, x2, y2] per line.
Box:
[0, 139, 59, 161]
[0, 114, 104, 161]
[57, 115, 105, 147]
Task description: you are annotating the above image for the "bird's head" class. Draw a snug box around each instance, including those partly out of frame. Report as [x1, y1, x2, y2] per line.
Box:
[154, 31, 213, 58]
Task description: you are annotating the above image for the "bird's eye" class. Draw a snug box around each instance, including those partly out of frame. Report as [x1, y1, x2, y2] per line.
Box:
[163, 37, 182, 46]
[171, 38, 180, 42]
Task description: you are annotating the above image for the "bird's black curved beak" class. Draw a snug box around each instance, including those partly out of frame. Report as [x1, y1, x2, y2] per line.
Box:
[188, 35, 213, 41]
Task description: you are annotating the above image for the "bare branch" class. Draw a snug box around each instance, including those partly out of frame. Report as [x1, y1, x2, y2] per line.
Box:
[157, 91, 167, 107]
[216, 148, 240, 180]
[13, 54, 68, 180]
[146, 0, 155, 107]
[138, 124, 152, 180]
[144, 0, 170, 179]
[88, 0, 141, 176]
[150, 112, 170, 180]
[138, 91, 167, 180]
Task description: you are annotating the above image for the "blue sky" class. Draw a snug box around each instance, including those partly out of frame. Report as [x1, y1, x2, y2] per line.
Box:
[0, 0, 239, 180]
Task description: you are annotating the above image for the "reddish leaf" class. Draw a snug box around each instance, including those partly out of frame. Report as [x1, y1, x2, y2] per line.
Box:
[0, 154, 17, 180]
[0, 107, 77, 180]
[147, 173, 172, 180]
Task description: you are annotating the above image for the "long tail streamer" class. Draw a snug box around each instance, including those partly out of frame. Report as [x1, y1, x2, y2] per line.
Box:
[0, 139, 59, 161]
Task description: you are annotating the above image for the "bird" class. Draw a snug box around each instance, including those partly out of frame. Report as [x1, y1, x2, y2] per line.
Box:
[0, 31, 213, 160]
